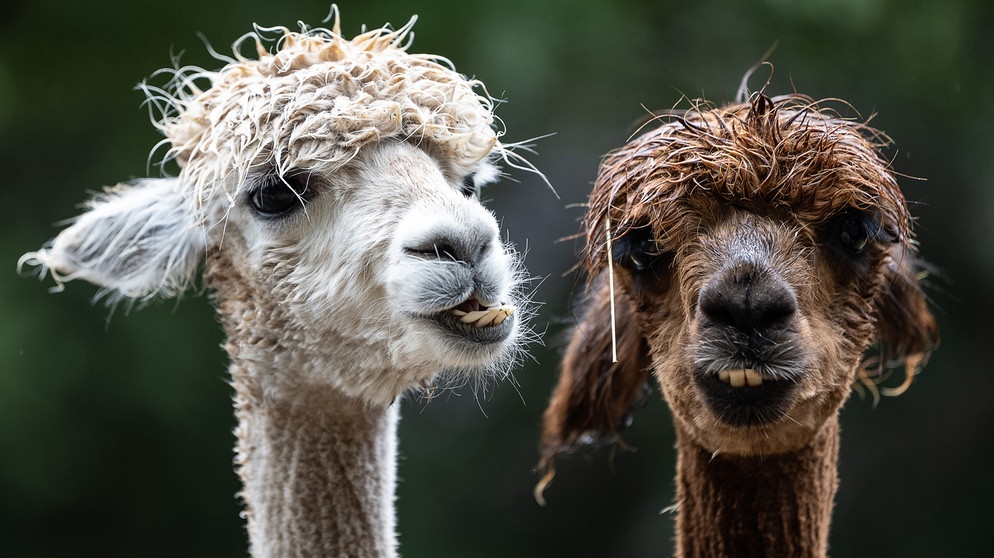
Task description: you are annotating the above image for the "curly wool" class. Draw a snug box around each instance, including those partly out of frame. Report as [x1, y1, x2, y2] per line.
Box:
[145, 15, 501, 218]
[584, 94, 912, 275]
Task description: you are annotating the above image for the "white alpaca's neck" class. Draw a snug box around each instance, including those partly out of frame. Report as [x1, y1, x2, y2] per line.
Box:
[205, 239, 404, 557]
[673, 416, 839, 558]
[231, 366, 399, 558]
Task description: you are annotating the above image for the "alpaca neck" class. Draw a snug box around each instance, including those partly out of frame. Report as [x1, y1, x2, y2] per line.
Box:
[206, 251, 401, 557]
[673, 416, 840, 558]
[233, 370, 399, 558]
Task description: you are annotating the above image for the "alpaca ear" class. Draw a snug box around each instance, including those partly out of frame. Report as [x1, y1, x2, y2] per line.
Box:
[20, 178, 204, 305]
[872, 242, 939, 389]
[537, 273, 651, 498]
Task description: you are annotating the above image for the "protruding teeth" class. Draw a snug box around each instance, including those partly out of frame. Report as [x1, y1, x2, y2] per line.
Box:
[745, 368, 763, 387]
[729, 369, 746, 388]
[717, 368, 763, 388]
[475, 313, 497, 327]
[491, 311, 508, 325]
[459, 310, 489, 323]
[456, 305, 515, 328]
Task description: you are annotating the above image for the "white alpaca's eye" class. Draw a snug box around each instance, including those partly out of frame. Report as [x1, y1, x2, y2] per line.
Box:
[248, 173, 311, 217]
[460, 175, 479, 198]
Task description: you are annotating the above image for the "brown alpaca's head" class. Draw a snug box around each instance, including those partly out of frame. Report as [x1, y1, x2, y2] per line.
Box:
[540, 94, 938, 473]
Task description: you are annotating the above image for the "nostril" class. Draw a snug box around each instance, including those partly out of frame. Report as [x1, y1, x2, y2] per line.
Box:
[699, 290, 735, 325]
[476, 241, 492, 262]
[401, 218, 499, 266]
[761, 288, 797, 322]
[699, 272, 797, 332]
[403, 235, 493, 266]
[404, 241, 459, 261]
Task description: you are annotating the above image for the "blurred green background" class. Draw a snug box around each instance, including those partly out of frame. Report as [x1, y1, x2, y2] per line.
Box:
[2, 0, 991, 556]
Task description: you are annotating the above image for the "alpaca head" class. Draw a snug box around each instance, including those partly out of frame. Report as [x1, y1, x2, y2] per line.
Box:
[541, 94, 938, 468]
[21, 15, 534, 405]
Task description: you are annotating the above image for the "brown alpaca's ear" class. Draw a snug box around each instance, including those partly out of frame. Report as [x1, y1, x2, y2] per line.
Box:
[872, 243, 940, 395]
[536, 274, 651, 500]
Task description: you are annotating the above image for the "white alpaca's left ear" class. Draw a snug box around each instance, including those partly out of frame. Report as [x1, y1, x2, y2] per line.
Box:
[20, 178, 204, 304]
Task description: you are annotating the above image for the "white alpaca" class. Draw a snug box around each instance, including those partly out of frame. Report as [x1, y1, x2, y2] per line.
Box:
[20, 11, 538, 557]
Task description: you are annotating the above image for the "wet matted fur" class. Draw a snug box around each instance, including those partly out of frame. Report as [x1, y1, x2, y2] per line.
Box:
[539, 92, 938, 556]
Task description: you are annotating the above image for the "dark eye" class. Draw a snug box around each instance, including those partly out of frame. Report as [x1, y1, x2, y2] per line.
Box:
[838, 217, 869, 253]
[460, 175, 478, 198]
[248, 172, 311, 217]
[612, 226, 665, 273]
[830, 210, 878, 255]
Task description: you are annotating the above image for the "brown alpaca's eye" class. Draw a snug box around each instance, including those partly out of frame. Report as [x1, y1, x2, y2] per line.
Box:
[613, 227, 667, 274]
[249, 173, 311, 217]
[824, 209, 895, 266]
[839, 220, 868, 252]
[836, 213, 871, 254]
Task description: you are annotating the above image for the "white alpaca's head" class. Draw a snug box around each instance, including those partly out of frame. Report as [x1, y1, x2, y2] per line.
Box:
[20, 13, 537, 405]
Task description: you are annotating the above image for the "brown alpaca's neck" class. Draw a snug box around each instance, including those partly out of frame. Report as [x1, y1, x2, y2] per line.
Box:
[232, 367, 398, 558]
[674, 417, 840, 558]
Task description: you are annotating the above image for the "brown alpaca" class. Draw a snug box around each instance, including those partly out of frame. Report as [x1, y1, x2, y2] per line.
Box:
[538, 93, 938, 557]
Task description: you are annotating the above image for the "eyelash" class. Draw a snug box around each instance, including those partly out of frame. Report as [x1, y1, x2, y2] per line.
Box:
[460, 175, 478, 198]
[612, 228, 668, 274]
[247, 172, 312, 218]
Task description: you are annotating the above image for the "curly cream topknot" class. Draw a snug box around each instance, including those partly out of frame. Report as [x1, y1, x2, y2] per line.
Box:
[147, 14, 501, 213]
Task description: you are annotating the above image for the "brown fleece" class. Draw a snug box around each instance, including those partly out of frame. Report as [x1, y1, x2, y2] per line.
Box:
[674, 418, 839, 558]
[539, 93, 938, 556]
[538, 275, 652, 482]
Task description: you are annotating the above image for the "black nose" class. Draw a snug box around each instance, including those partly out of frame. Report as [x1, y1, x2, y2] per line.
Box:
[698, 264, 797, 332]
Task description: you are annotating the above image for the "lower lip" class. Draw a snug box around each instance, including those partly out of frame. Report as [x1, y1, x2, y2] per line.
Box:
[429, 311, 516, 345]
[695, 373, 796, 427]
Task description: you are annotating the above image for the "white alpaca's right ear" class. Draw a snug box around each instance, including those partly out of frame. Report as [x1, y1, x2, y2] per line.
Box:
[20, 178, 204, 304]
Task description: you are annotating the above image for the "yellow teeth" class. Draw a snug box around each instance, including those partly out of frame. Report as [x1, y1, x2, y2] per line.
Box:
[452, 305, 515, 328]
[718, 368, 763, 387]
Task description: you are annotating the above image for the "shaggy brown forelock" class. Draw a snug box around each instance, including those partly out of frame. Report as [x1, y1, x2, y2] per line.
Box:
[582, 94, 912, 277]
